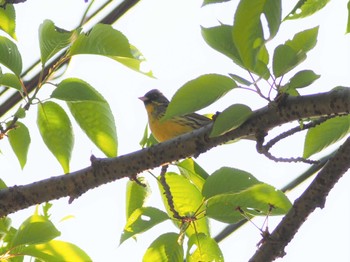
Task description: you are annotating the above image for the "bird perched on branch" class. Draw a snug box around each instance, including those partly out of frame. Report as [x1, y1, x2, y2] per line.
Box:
[139, 89, 211, 142]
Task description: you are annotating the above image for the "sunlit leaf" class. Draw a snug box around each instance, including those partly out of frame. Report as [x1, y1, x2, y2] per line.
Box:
[67, 100, 117, 157]
[177, 158, 209, 191]
[125, 177, 151, 219]
[202, 167, 260, 199]
[0, 72, 22, 91]
[37, 101, 74, 173]
[120, 207, 169, 245]
[303, 115, 350, 158]
[163, 74, 236, 120]
[210, 104, 252, 137]
[186, 233, 224, 262]
[39, 20, 78, 65]
[285, 0, 330, 20]
[7, 121, 30, 169]
[232, 0, 281, 75]
[206, 184, 292, 223]
[21, 240, 92, 262]
[0, 36, 22, 75]
[10, 215, 61, 247]
[0, 4, 16, 39]
[158, 172, 209, 237]
[143, 233, 183, 262]
[52, 78, 106, 102]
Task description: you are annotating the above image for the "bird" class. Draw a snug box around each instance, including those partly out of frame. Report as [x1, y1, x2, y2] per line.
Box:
[139, 89, 212, 142]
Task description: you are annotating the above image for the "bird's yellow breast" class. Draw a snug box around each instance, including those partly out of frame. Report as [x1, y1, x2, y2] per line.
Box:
[145, 103, 193, 142]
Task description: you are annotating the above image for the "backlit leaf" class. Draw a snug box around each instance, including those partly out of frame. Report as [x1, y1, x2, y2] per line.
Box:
[158, 172, 209, 237]
[207, 184, 292, 223]
[303, 115, 350, 158]
[0, 73, 22, 91]
[120, 207, 168, 245]
[10, 215, 60, 247]
[285, 0, 330, 20]
[67, 100, 117, 157]
[39, 20, 78, 65]
[125, 177, 151, 219]
[37, 101, 74, 173]
[21, 240, 92, 262]
[0, 36, 22, 75]
[7, 121, 30, 169]
[143, 233, 183, 262]
[0, 4, 16, 39]
[186, 233, 224, 262]
[202, 167, 260, 199]
[52, 78, 106, 102]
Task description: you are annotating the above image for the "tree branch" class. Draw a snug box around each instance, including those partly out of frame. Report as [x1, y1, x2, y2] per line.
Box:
[0, 88, 349, 216]
[249, 136, 350, 262]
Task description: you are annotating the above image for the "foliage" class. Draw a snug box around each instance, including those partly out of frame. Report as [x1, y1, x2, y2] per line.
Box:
[0, 0, 349, 261]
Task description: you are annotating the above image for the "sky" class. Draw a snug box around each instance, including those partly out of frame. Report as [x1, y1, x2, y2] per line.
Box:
[1, 0, 349, 261]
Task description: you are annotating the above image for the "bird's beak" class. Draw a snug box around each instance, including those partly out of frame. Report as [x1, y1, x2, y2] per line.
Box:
[138, 96, 148, 102]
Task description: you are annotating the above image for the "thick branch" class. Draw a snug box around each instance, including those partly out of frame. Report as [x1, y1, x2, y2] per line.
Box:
[249, 136, 350, 262]
[0, 88, 349, 216]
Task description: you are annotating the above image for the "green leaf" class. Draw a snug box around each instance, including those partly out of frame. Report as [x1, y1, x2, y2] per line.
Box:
[10, 215, 61, 247]
[143, 233, 184, 262]
[229, 73, 252, 86]
[125, 177, 151, 219]
[0, 179, 7, 190]
[158, 172, 209, 237]
[272, 44, 299, 77]
[0, 216, 11, 241]
[232, 0, 281, 73]
[273, 27, 318, 77]
[0, 4, 16, 39]
[286, 26, 319, 53]
[21, 240, 92, 262]
[202, 0, 231, 6]
[202, 167, 260, 199]
[120, 207, 169, 245]
[285, 0, 330, 20]
[52, 78, 106, 102]
[163, 74, 236, 120]
[210, 104, 252, 137]
[7, 122, 30, 169]
[39, 20, 78, 65]
[177, 158, 209, 192]
[286, 70, 320, 89]
[206, 184, 292, 223]
[0, 72, 22, 91]
[186, 233, 224, 262]
[69, 23, 132, 57]
[67, 100, 117, 157]
[0, 36, 22, 76]
[303, 115, 350, 158]
[37, 101, 74, 173]
[347, 1, 350, 34]
[201, 25, 243, 66]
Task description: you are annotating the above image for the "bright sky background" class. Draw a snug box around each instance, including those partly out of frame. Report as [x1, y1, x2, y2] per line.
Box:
[1, 0, 349, 261]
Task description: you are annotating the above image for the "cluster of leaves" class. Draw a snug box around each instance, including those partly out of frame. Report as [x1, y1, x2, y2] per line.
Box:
[122, 161, 291, 261]
[125, 0, 350, 260]
[0, 194, 91, 261]
[0, 17, 151, 173]
[0, 0, 349, 261]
